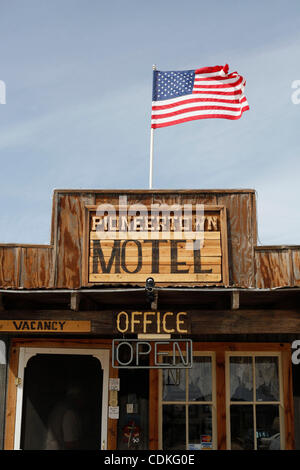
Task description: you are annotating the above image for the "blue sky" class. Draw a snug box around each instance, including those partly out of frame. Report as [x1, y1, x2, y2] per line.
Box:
[0, 0, 300, 245]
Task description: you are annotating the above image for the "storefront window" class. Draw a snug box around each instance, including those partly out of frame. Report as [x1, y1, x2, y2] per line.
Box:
[159, 348, 286, 451]
[227, 354, 283, 450]
[160, 354, 216, 450]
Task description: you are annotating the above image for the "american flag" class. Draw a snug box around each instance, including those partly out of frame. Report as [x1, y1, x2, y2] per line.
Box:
[151, 64, 249, 128]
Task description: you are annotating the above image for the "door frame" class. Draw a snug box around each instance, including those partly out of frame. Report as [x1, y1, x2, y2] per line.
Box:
[5, 340, 111, 450]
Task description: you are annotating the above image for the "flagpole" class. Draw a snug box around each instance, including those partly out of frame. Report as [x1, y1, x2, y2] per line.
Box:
[149, 64, 157, 189]
[149, 127, 154, 189]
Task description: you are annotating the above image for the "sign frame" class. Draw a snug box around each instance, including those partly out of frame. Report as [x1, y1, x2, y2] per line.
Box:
[83, 203, 229, 286]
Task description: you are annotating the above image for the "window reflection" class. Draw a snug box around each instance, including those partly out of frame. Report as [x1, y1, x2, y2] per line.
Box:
[163, 369, 186, 401]
[230, 405, 254, 450]
[189, 357, 212, 402]
[163, 405, 186, 449]
[255, 357, 279, 402]
[256, 405, 280, 450]
[188, 405, 212, 450]
[230, 357, 253, 401]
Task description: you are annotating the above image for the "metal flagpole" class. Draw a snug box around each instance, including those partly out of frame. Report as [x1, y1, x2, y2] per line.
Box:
[149, 127, 154, 189]
[149, 64, 157, 189]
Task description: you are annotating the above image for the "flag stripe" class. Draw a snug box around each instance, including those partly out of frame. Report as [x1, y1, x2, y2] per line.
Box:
[152, 94, 247, 109]
[193, 77, 243, 87]
[152, 101, 248, 117]
[194, 75, 239, 82]
[194, 65, 229, 75]
[152, 105, 249, 124]
[152, 109, 249, 128]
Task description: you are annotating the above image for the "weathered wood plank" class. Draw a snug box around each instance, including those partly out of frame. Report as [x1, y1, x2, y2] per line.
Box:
[55, 193, 95, 288]
[190, 309, 300, 334]
[2, 309, 299, 335]
[89, 273, 222, 283]
[20, 247, 53, 289]
[291, 248, 300, 286]
[89, 260, 222, 274]
[89, 231, 221, 240]
[255, 249, 292, 288]
[216, 192, 256, 287]
[90, 245, 222, 257]
[0, 247, 21, 288]
[89, 252, 222, 264]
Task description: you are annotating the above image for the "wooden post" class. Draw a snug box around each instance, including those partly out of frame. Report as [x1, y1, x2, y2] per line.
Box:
[4, 345, 19, 450]
[231, 291, 239, 310]
[0, 294, 4, 311]
[151, 291, 158, 311]
[282, 349, 295, 449]
[216, 350, 227, 449]
[70, 292, 80, 311]
[107, 349, 118, 450]
[149, 349, 159, 449]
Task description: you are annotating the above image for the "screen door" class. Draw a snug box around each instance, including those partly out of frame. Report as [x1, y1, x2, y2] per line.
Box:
[14, 348, 109, 450]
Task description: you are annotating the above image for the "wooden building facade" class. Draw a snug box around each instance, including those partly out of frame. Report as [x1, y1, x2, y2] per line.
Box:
[0, 189, 300, 450]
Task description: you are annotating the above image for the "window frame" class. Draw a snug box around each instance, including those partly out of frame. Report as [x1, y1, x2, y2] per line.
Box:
[225, 351, 285, 450]
[158, 351, 217, 450]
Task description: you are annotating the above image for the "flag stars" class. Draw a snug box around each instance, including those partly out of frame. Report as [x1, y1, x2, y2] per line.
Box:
[153, 70, 195, 100]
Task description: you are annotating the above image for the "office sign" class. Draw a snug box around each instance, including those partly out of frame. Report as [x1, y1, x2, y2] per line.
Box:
[114, 310, 190, 335]
[112, 338, 193, 369]
[84, 199, 228, 285]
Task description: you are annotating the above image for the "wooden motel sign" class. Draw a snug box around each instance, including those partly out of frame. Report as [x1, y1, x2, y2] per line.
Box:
[84, 198, 229, 285]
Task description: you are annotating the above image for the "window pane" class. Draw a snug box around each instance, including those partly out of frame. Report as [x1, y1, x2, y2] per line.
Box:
[255, 357, 279, 402]
[256, 405, 280, 450]
[162, 369, 186, 401]
[230, 405, 254, 450]
[230, 357, 253, 401]
[162, 405, 186, 450]
[188, 405, 213, 450]
[189, 357, 212, 402]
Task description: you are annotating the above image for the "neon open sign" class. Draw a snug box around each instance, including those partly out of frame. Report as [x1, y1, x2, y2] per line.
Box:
[112, 339, 193, 369]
